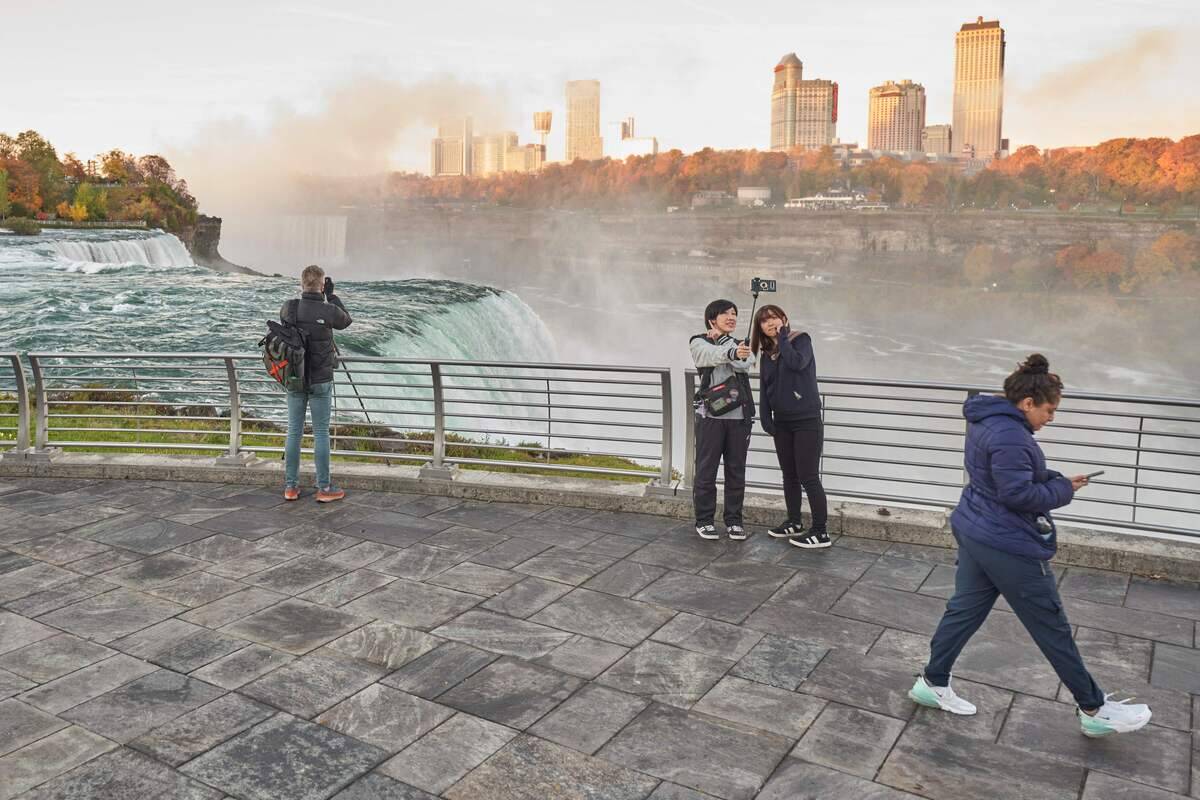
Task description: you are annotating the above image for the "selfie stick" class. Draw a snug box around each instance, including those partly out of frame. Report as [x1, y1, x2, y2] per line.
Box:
[744, 288, 760, 345]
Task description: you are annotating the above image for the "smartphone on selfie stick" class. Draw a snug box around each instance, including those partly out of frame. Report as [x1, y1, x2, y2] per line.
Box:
[746, 277, 777, 343]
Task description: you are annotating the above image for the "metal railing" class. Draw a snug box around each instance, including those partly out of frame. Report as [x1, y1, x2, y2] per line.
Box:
[3, 352, 1196, 538]
[21, 353, 673, 485]
[686, 370, 1200, 538]
[0, 354, 30, 455]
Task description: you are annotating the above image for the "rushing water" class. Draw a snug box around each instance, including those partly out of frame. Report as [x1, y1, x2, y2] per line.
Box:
[0, 228, 555, 362]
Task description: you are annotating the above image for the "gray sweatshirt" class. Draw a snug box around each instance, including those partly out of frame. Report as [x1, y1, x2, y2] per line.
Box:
[690, 333, 756, 419]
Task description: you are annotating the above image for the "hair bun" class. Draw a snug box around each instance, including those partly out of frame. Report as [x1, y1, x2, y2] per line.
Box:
[1020, 354, 1050, 375]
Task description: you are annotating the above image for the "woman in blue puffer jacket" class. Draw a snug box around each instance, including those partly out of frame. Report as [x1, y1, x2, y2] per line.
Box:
[909, 354, 1152, 738]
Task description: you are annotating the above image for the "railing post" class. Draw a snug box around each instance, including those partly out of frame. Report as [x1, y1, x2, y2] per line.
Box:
[1, 355, 31, 460]
[421, 362, 456, 480]
[215, 357, 256, 466]
[683, 370, 697, 488]
[645, 369, 675, 497]
[25, 355, 60, 462]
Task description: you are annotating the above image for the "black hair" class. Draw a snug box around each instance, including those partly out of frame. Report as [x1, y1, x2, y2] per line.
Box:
[750, 304, 787, 356]
[1003, 353, 1064, 406]
[704, 299, 738, 328]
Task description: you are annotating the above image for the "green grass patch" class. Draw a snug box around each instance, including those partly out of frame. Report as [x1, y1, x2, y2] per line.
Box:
[33, 391, 657, 483]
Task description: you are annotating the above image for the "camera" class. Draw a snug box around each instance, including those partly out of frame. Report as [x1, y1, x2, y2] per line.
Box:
[751, 277, 777, 294]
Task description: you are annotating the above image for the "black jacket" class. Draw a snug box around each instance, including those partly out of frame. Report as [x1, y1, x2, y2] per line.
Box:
[759, 327, 822, 434]
[280, 291, 352, 385]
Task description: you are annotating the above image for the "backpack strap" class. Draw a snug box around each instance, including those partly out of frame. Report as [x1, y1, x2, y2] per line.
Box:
[286, 299, 300, 325]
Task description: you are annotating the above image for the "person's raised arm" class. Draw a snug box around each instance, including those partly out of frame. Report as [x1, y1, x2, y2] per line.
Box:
[777, 329, 815, 373]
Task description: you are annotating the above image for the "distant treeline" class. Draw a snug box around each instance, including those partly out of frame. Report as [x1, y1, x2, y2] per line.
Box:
[0, 130, 197, 233]
[380, 136, 1200, 213]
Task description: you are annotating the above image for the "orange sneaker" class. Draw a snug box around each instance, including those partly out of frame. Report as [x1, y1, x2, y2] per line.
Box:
[316, 487, 345, 504]
[283, 486, 300, 501]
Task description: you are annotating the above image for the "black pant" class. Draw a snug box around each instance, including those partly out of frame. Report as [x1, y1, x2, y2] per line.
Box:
[925, 531, 1105, 710]
[693, 416, 752, 526]
[772, 417, 828, 529]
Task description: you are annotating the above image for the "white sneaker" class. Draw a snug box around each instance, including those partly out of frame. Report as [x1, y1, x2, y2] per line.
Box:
[1078, 695, 1152, 737]
[908, 675, 977, 716]
[695, 524, 719, 541]
[727, 525, 747, 541]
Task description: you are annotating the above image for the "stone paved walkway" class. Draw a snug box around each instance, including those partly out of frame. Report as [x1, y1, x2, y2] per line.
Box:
[1, 477, 1198, 799]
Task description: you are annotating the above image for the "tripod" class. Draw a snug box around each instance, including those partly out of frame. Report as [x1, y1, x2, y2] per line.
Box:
[334, 342, 392, 467]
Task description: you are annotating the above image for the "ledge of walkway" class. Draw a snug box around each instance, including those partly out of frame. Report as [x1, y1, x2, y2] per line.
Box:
[4, 452, 1200, 582]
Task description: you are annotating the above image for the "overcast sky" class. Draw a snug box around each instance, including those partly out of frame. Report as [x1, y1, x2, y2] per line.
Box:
[3, 0, 1197, 174]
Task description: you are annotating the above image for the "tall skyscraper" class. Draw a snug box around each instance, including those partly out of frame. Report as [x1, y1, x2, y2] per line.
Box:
[472, 132, 518, 176]
[953, 16, 1005, 159]
[922, 124, 953, 155]
[430, 118, 473, 177]
[770, 53, 837, 151]
[566, 80, 603, 161]
[868, 80, 926, 152]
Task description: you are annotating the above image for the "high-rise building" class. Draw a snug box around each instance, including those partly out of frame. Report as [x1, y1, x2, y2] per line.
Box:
[770, 53, 837, 150]
[471, 132, 518, 177]
[922, 124, 953, 155]
[505, 143, 546, 173]
[566, 80, 603, 161]
[953, 16, 1005, 160]
[430, 118, 474, 177]
[868, 80, 926, 152]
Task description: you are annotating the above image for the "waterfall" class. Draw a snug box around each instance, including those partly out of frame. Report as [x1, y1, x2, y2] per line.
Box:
[46, 231, 195, 268]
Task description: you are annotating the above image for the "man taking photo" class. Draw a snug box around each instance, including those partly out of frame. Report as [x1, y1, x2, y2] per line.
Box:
[282, 264, 352, 503]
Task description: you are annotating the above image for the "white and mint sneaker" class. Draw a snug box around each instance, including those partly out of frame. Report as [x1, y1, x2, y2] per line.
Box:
[1078, 695, 1152, 737]
[909, 675, 977, 716]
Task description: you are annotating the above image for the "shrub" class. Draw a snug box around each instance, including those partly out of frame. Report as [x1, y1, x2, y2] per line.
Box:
[2, 217, 41, 235]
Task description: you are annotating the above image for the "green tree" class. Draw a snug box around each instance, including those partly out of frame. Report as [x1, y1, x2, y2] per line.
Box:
[0, 168, 10, 217]
[73, 182, 108, 220]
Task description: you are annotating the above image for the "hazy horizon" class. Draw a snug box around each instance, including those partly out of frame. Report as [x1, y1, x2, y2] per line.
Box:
[3, 1, 1197, 180]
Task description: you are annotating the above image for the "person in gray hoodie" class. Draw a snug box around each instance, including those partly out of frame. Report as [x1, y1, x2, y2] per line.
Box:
[690, 299, 756, 540]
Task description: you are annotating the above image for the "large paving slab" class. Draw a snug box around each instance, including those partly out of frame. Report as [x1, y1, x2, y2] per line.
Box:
[437, 657, 582, 729]
[182, 713, 387, 800]
[445, 734, 659, 800]
[15, 746, 221, 800]
[59, 669, 225, 743]
[221, 598, 367, 654]
[878, 725, 1086, 800]
[379, 712, 518, 795]
[599, 702, 793, 800]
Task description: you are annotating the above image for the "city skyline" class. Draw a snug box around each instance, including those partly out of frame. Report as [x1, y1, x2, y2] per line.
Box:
[2, 1, 1195, 177]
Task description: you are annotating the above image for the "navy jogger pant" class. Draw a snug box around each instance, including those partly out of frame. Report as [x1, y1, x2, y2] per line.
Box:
[924, 530, 1106, 711]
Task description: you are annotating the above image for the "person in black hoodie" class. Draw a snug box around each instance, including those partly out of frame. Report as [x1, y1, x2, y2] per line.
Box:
[282, 264, 352, 503]
[751, 304, 830, 548]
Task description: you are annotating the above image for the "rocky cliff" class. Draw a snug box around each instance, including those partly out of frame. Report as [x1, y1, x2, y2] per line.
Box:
[179, 215, 262, 275]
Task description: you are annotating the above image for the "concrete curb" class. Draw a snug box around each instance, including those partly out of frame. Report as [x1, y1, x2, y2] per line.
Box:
[4, 453, 1200, 582]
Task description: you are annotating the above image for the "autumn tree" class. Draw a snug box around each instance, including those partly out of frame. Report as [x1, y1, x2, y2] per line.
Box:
[62, 153, 88, 182]
[13, 130, 67, 209]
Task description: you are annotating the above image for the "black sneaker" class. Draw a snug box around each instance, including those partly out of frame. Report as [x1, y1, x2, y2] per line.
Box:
[727, 524, 747, 541]
[769, 520, 803, 539]
[695, 524, 719, 540]
[790, 528, 832, 549]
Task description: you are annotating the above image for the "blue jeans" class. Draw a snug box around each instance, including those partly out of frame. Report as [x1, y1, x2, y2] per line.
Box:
[284, 381, 333, 490]
[925, 530, 1105, 711]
